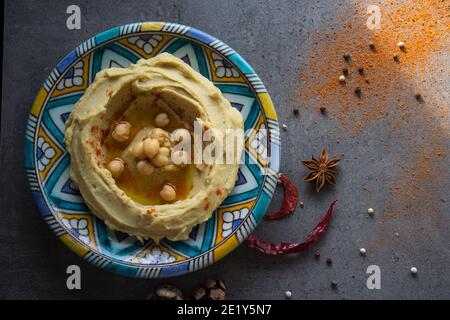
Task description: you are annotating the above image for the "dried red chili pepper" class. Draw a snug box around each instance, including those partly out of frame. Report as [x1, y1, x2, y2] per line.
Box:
[265, 174, 298, 220]
[246, 200, 338, 255]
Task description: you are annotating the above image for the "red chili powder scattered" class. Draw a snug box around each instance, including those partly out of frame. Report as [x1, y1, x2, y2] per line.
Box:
[296, 0, 448, 134]
[293, 0, 449, 250]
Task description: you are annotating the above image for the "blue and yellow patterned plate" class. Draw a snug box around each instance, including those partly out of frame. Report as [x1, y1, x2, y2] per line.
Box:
[25, 22, 280, 278]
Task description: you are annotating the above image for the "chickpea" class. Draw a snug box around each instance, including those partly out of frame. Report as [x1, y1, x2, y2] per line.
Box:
[152, 154, 169, 167]
[143, 138, 160, 159]
[154, 112, 170, 127]
[160, 183, 176, 202]
[111, 121, 131, 142]
[159, 147, 170, 157]
[150, 128, 169, 144]
[107, 158, 125, 178]
[136, 160, 155, 176]
[132, 141, 146, 159]
[171, 150, 190, 167]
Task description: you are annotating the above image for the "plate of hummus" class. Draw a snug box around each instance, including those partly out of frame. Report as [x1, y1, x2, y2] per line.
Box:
[25, 22, 280, 278]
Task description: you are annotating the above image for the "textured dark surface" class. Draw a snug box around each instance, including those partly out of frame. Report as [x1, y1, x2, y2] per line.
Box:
[1, 0, 449, 299]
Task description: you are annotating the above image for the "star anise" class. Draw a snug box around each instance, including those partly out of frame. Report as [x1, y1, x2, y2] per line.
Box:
[302, 149, 340, 192]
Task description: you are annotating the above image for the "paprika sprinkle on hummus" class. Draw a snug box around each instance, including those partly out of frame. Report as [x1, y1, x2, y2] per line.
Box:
[65, 53, 244, 242]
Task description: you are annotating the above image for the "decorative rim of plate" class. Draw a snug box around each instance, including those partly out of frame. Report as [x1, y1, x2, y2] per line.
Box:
[24, 22, 280, 278]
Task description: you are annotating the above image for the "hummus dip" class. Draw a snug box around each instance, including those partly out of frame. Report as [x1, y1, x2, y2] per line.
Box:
[65, 53, 244, 242]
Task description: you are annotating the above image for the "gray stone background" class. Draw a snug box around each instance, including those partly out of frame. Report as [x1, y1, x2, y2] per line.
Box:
[1, 0, 449, 299]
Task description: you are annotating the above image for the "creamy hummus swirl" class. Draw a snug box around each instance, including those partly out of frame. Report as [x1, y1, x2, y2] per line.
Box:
[65, 53, 244, 242]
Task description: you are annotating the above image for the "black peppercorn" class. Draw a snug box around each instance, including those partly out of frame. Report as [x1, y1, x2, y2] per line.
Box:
[414, 93, 423, 102]
[320, 107, 327, 114]
[331, 280, 338, 289]
[369, 42, 375, 50]
[293, 107, 299, 115]
[354, 87, 362, 97]
[358, 67, 364, 74]
[343, 54, 351, 62]
[342, 67, 349, 75]
[326, 258, 332, 265]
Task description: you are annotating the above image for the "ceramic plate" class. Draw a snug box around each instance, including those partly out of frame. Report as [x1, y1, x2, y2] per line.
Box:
[25, 22, 280, 278]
